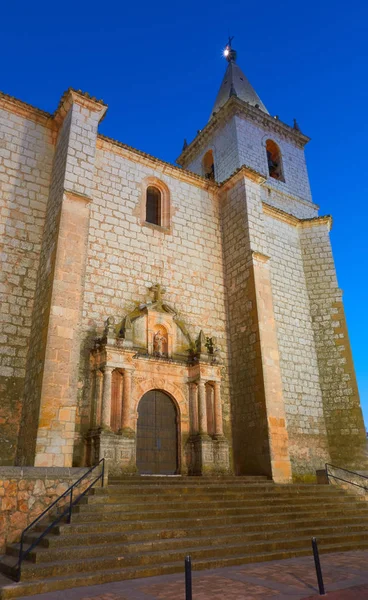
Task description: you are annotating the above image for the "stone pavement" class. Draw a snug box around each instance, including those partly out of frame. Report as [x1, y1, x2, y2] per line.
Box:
[14, 550, 368, 600]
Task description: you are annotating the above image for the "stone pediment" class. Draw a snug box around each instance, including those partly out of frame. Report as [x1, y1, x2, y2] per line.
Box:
[95, 284, 222, 364]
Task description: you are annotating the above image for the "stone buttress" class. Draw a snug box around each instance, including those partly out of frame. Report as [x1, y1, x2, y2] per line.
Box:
[17, 91, 107, 467]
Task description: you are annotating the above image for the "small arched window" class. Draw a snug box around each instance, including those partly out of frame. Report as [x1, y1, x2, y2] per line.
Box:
[266, 140, 285, 182]
[202, 150, 215, 181]
[146, 186, 161, 226]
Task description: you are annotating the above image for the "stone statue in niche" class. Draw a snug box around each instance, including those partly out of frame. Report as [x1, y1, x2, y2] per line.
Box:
[153, 329, 168, 357]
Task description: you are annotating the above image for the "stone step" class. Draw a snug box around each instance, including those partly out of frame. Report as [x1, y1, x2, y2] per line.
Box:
[5, 531, 368, 581]
[9, 523, 368, 564]
[38, 505, 368, 536]
[4, 532, 368, 587]
[87, 487, 347, 502]
[77, 494, 363, 512]
[67, 500, 368, 523]
[99, 482, 335, 493]
[108, 476, 270, 485]
[21, 515, 368, 549]
[0, 479, 366, 599]
[2, 539, 368, 598]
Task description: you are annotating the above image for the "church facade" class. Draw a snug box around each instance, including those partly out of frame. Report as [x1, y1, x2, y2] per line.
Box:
[0, 44, 366, 482]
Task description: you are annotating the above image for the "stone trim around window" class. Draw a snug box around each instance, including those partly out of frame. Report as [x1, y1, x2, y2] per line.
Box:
[140, 176, 171, 230]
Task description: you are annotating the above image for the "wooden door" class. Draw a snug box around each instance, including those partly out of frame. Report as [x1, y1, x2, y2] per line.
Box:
[136, 390, 178, 475]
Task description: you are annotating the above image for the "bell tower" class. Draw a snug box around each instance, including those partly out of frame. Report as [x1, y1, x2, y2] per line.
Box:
[177, 41, 367, 481]
[177, 40, 313, 217]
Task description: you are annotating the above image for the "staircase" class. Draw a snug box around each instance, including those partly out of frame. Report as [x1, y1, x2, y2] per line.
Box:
[1, 476, 368, 598]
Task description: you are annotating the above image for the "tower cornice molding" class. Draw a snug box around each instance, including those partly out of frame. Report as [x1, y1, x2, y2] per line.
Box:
[54, 89, 107, 126]
[177, 96, 310, 167]
[0, 91, 54, 129]
[262, 202, 332, 230]
[219, 165, 266, 192]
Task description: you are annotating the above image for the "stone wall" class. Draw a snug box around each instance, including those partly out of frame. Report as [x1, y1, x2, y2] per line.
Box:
[0, 98, 54, 465]
[220, 173, 291, 482]
[300, 222, 367, 468]
[184, 111, 313, 211]
[0, 466, 94, 554]
[235, 116, 312, 203]
[263, 209, 331, 477]
[73, 139, 231, 465]
[16, 93, 106, 468]
[186, 118, 240, 183]
[260, 185, 318, 220]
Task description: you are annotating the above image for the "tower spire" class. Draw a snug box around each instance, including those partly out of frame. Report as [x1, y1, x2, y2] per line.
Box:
[209, 40, 269, 120]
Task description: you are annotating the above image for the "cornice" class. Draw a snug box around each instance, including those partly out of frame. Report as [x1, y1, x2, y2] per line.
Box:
[219, 165, 266, 192]
[177, 96, 310, 167]
[0, 91, 53, 129]
[299, 214, 332, 230]
[262, 182, 320, 211]
[97, 134, 219, 192]
[0, 88, 107, 130]
[262, 202, 332, 230]
[54, 89, 107, 125]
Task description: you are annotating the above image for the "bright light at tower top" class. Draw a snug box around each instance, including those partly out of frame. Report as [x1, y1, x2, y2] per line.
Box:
[223, 46, 230, 58]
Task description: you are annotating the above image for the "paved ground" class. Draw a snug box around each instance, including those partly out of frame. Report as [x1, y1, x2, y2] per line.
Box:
[11, 550, 368, 600]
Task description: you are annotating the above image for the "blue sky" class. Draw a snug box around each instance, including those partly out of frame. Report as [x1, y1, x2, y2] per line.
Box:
[1, 0, 367, 425]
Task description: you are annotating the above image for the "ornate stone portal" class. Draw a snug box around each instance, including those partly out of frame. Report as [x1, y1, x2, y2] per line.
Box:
[87, 285, 230, 476]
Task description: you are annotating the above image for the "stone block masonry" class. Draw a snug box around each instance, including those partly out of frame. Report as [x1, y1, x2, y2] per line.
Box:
[220, 173, 292, 483]
[0, 80, 366, 482]
[0, 96, 54, 465]
[263, 209, 331, 477]
[300, 222, 366, 468]
[16, 92, 107, 468]
[0, 466, 93, 554]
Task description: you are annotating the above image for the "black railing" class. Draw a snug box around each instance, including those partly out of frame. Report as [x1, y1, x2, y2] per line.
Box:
[325, 463, 368, 492]
[15, 458, 105, 582]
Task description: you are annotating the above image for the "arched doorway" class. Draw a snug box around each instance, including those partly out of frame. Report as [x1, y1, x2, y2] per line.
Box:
[136, 390, 178, 475]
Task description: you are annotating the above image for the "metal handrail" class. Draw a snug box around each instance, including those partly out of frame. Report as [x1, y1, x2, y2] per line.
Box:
[325, 462, 368, 492]
[15, 458, 105, 582]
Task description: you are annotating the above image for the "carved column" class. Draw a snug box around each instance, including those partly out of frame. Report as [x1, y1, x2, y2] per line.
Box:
[101, 367, 113, 428]
[214, 381, 224, 436]
[121, 369, 133, 430]
[94, 369, 103, 427]
[198, 381, 208, 435]
[189, 383, 199, 434]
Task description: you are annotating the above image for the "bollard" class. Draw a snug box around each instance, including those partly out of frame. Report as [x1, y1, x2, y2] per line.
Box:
[311, 537, 325, 596]
[185, 555, 192, 600]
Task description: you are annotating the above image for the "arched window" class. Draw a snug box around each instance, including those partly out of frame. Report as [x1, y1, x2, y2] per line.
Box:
[266, 140, 285, 182]
[141, 178, 171, 230]
[202, 150, 215, 181]
[146, 186, 161, 225]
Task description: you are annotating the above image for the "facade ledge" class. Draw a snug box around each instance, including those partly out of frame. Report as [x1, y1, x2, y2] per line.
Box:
[262, 202, 332, 230]
[262, 182, 319, 211]
[0, 90, 53, 128]
[220, 165, 266, 191]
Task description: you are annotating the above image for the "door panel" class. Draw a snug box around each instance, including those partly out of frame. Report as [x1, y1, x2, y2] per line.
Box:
[136, 390, 178, 475]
